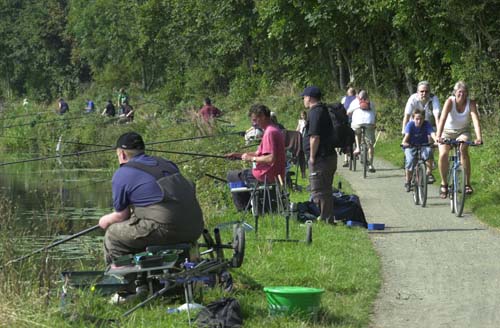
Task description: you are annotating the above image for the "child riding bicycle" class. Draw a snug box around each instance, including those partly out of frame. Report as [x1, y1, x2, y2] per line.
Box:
[402, 109, 436, 192]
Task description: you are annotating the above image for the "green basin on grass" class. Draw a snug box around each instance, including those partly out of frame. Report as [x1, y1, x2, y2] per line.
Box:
[263, 286, 325, 317]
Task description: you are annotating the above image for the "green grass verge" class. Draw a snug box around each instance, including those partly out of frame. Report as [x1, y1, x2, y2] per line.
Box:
[0, 175, 380, 328]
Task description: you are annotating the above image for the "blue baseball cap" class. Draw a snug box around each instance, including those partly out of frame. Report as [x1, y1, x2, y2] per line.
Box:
[300, 86, 322, 99]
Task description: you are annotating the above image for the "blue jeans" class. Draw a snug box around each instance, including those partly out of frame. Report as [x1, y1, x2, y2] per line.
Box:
[404, 147, 431, 170]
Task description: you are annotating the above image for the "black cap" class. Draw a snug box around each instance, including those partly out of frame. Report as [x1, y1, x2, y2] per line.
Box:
[300, 86, 322, 99]
[116, 132, 145, 150]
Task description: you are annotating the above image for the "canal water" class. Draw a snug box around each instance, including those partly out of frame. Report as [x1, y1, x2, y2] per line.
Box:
[0, 158, 113, 263]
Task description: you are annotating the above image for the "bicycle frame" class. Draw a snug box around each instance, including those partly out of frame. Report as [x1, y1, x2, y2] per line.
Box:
[442, 139, 479, 217]
[404, 144, 431, 207]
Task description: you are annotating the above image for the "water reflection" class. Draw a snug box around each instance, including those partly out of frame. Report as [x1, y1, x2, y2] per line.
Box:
[0, 162, 113, 264]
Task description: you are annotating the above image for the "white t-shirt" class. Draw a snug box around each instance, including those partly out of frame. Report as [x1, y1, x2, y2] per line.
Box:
[347, 98, 376, 127]
[444, 96, 470, 130]
[404, 93, 440, 123]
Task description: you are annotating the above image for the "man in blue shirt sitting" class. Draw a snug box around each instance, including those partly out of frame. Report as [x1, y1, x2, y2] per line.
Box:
[402, 109, 436, 192]
[98, 132, 204, 266]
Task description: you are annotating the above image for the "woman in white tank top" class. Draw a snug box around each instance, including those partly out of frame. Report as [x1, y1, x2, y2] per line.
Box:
[436, 81, 483, 198]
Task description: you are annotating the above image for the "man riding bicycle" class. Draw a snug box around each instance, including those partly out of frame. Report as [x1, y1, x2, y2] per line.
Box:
[402, 109, 436, 192]
[436, 81, 483, 199]
[347, 90, 377, 173]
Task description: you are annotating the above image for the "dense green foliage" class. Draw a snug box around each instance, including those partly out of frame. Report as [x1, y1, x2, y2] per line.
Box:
[1, 0, 500, 112]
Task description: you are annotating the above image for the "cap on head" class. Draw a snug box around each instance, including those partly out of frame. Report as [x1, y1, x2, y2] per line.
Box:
[116, 132, 145, 150]
[300, 86, 322, 99]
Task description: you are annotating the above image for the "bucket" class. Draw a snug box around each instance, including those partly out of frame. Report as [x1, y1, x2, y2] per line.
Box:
[263, 286, 324, 317]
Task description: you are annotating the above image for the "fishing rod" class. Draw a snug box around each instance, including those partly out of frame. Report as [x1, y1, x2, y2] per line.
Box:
[0, 146, 234, 167]
[0, 134, 112, 149]
[149, 149, 228, 159]
[146, 131, 244, 146]
[1, 224, 100, 268]
[0, 147, 116, 167]
[0, 131, 246, 167]
[205, 173, 228, 183]
[1, 114, 96, 129]
[0, 111, 49, 120]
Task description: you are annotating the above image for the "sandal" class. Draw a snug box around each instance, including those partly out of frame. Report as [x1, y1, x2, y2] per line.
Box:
[440, 185, 448, 199]
[465, 185, 474, 195]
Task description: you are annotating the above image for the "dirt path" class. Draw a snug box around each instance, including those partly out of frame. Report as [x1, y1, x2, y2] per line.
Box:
[338, 157, 500, 328]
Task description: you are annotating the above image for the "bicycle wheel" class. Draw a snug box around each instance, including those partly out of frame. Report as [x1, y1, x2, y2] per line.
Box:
[453, 165, 466, 217]
[418, 163, 428, 207]
[447, 169, 455, 213]
[349, 147, 354, 171]
[362, 143, 368, 179]
[412, 168, 420, 205]
[352, 152, 357, 171]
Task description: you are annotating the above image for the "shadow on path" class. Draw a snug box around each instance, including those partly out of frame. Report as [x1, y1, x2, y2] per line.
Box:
[369, 227, 486, 234]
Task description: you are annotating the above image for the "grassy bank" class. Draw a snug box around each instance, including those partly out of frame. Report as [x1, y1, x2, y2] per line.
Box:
[1, 89, 382, 327]
[0, 173, 380, 327]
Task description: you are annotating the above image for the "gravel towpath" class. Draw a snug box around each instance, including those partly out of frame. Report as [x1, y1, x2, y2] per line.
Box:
[338, 157, 500, 328]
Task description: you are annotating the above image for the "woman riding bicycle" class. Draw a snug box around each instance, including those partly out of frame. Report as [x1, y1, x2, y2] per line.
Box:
[402, 109, 436, 192]
[436, 81, 483, 199]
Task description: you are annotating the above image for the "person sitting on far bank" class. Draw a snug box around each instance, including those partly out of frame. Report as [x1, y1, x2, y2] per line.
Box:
[84, 99, 95, 114]
[225, 104, 286, 211]
[57, 98, 69, 115]
[117, 88, 129, 115]
[347, 90, 377, 173]
[98, 132, 204, 266]
[198, 97, 222, 122]
[301, 86, 337, 223]
[119, 103, 134, 123]
[402, 109, 436, 192]
[101, 100, 116, 117]
[436, 81, 482, 198]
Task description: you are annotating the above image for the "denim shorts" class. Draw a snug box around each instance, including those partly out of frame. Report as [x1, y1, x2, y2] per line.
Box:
[404, 147, 431, 170]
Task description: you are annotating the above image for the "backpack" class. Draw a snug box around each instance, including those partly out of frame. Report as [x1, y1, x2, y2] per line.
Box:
[326, 103, 355, 150]
[296, 201, 320, 222]
[332, 193, 367, 227]
[195, 297, 243, 328]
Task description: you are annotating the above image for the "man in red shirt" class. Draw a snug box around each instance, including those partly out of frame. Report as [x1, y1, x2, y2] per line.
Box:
[226, 104, 286, 210]
[198, 97, 222, 121]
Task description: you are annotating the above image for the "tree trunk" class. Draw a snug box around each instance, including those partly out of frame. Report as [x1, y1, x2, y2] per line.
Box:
[328, 50, 338, 90]
[337, 49, 346, 88]
[404, 69, 413, 96]
[369, 42, 378, 89]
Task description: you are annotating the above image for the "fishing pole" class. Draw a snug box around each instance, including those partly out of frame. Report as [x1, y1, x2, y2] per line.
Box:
[0, 111, 49, 120]
[0, 147, 116, 167]
[0, 134, 112, 149]
[0, 131, 246, 167]
[1, 224, 100, 268]
[1, 114, 96, 129]
[149, 149, 228, 159]
[204, 173, 228, 183]
[146, 131, 244, 145]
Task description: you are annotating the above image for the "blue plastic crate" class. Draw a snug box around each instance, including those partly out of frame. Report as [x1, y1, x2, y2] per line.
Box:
[367, 223, 385, 230]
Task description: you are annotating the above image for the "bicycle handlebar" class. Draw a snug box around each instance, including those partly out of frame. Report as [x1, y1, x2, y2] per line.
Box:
[439, 139, 483, 146]
[400, 143, 434, 149]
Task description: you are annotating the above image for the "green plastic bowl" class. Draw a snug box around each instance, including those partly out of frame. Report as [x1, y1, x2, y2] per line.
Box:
[263, 286, 325, 317]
